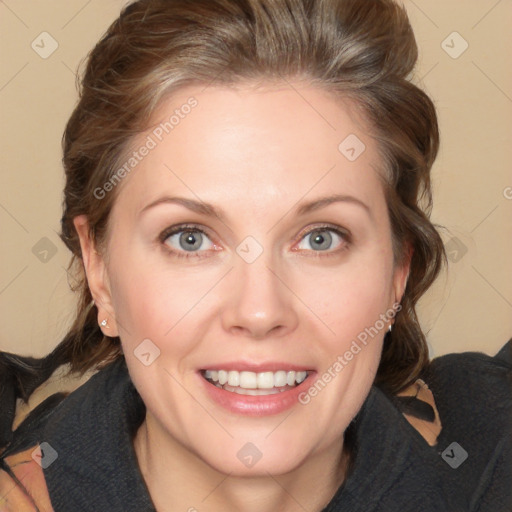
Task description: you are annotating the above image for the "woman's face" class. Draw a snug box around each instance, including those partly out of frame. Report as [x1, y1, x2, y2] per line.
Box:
[79, 82, 408, 476]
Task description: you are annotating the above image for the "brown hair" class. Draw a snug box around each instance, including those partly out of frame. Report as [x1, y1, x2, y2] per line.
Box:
[1, 0, 445, 437]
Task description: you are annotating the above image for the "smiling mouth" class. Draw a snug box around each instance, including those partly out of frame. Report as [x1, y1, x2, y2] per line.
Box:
[201, 369, 311, 396]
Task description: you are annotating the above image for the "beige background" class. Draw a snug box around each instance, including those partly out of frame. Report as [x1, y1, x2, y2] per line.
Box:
[1, 0, 511, 373]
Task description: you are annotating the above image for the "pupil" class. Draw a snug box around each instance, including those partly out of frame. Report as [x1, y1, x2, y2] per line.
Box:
[180, 231, 202, 251]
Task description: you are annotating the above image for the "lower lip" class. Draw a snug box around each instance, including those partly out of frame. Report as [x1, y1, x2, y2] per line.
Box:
[198, 372, 316, 416]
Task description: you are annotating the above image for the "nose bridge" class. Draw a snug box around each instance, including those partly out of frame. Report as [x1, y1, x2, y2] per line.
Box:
[239, 253, 278, 303]
[221, 247, 298, 338]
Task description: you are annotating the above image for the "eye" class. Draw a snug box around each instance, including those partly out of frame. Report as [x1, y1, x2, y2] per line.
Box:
[160, 224, 216, 257]
[295, 226, 349, 253]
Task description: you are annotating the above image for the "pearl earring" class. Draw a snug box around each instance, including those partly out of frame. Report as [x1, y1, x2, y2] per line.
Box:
[100, 319, 109, 328]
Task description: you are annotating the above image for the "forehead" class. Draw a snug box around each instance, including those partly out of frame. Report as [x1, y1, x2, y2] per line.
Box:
[112, 82, 385, 219]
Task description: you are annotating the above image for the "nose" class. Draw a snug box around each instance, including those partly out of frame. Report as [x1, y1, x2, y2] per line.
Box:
[220, 255, 299, 340]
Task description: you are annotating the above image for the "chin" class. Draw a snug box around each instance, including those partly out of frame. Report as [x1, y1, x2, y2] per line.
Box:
[203, 450, 308, 478]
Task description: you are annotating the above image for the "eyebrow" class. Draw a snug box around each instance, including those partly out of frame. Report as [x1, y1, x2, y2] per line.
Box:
[140, 196, 226, 220]
[296, 194, 370, 217]
[139, 193, 371, 221]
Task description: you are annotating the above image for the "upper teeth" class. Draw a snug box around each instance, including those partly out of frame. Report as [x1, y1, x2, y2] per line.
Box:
[204, 370, 308, 389]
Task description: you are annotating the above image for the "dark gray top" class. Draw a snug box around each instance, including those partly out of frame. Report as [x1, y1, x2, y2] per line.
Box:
[5, 341, 512, 511]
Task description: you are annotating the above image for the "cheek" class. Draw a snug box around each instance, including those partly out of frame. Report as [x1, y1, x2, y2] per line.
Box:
[110, 271, 190, 341]
[106, 245, 223, 352]
[293, 255, 394, 426]
[299, 253, 394, 345]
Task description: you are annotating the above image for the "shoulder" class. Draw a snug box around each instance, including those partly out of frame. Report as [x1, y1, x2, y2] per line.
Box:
[1, 359, 147, 511]
[0, 361, 129, 511]
[0, 392, 66, 512]
[377, 341, 512, 510]
[395, 340, 512, 447]
[423, 339, 512, 444]
[425, 339, 512, 421]
[425, 340, 512, 509]
[0, 445, 54, 512]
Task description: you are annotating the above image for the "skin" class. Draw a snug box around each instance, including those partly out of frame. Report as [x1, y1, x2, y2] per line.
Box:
[75, 82, 410, 512]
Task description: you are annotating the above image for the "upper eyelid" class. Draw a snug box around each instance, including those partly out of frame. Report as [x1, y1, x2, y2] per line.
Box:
[159, 224, 211, 241]
[295, 223, 350, 239]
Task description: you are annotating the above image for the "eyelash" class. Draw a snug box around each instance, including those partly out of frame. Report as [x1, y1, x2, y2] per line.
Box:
[158, 223, 352, 260]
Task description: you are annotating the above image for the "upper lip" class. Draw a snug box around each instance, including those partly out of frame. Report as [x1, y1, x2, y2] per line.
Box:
[200, 361, 314, 373]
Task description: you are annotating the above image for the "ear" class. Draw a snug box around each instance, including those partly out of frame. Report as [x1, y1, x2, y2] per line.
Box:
[392, 243, 412, 307]
[73, 215, 119, 337]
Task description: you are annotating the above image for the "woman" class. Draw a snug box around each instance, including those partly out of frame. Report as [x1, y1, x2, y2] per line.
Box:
[0, 0, 510, 510]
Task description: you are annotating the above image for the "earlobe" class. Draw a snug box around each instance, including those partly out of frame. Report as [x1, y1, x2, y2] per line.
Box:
[73, 215, 119, 337]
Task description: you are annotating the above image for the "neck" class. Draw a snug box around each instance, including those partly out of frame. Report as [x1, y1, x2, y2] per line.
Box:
[133, 414, 350, 512]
